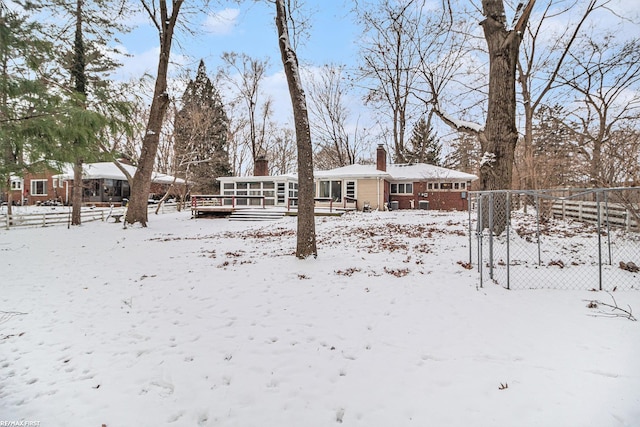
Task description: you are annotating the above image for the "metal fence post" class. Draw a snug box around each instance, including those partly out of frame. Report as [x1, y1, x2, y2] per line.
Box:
[596, 191, 603, 291]
[536, 195, 542, 266]
[478, 194, 483, 288]
[488, 192, 494, 280]
[506, 192, 511, 290]
[468, 195, 472, 265]
[604, 190, 612, 265]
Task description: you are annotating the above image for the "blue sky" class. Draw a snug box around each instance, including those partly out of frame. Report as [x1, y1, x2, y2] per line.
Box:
[114, 1, 363, 127]
[113, 0, 640, 136]
[117, 1, 361, 80]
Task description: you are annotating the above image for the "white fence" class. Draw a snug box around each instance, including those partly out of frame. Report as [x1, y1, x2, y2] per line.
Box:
[551, 200, 639, 232]
[0, 203, 183, 230]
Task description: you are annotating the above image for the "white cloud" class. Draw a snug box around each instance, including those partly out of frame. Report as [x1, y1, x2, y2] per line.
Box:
[204, 8, 240, 36]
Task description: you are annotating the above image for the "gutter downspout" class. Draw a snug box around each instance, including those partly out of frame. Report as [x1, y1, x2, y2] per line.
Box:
[377, 176, 380, 210]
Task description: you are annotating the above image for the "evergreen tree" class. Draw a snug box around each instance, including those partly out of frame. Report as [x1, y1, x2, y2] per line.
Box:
[1, 0, 133, 221]
[445, 133, 481, 175]
[404, 116, 442, 165]
[0, 3, 63, 213]
[175, 60, 231, 194]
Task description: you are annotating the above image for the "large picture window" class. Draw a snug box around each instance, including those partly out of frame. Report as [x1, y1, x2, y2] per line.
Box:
[30, 179, 47, 196]
[318, 180, 342, 202]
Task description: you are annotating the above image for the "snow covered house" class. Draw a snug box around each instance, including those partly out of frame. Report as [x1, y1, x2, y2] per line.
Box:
[2, 162, 64, 206]
[53, 162, 186, 206]
[216, 146, 477, 211]
[313, 145, 477, 211]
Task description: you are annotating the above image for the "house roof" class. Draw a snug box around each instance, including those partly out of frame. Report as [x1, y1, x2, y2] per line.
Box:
[314, 164, 390, 180]
[315, 163, 478, 181]
[54, 162, 186, 185]
[217, 174, 298, 183]
[387, 163, 478, 181]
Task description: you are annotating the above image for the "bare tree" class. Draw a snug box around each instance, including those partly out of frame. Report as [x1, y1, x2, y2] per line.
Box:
[269, 127, 297, 175]
[356, 0, 423, 163]
[558, 34, 640, 186]
[475, 0, 536, 192]
[275, 0, 317, 259]
[516, 0, 602, 191]
[512, 104, 581, 189]
[125, 0, 184, 226]
[307, 64, 362, 169]
[219, 52, 271, 170]
[601, 128, 640, 187]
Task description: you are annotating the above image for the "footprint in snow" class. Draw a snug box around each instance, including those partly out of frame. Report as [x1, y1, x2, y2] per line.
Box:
[167, 411, 185, 423]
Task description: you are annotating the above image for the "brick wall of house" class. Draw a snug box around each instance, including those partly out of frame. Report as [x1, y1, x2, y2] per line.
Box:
[5, 170, 63, 205]
[389, 181, 469, 211]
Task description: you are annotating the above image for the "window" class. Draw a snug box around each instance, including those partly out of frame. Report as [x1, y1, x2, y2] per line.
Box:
[454, 182, 459, 190]
[346, 181, 356, 199]
[461, 182, 466, 189]
[318, 180, 342, 202]
[441, 182, 453, 190]
[31, 179, 47, 196]
[288, 182, 298, 199]
[277, 183, 285, 204]
[390, 182, 413, 194]
[223, 183, 234, 190]
[10, 179, 23, 190]
[427, 183, 433, 190]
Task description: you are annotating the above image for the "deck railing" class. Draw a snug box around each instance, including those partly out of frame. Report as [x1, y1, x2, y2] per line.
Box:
[191, 195, 266, 210]
[287, 196, 357, 212]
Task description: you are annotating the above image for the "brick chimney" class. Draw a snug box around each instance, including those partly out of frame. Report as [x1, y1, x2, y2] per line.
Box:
[376, 144, 387, 172]
[254, 155, 269, 177]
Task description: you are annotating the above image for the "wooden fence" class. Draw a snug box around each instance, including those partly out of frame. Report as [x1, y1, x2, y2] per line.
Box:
[550, 200, 639, 231]
[0, 203, 182, 230]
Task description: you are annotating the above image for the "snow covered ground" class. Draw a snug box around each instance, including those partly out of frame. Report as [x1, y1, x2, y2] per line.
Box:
[1, 209, 639, 426]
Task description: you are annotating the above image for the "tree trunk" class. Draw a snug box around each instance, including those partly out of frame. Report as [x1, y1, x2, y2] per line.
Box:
[5, 177, 13, 217]
[71, 159, 83, 225]
[479, 0, 535, 234]
[70, 0, 86, 226]
[275, 0, 317, 259]
[479, 0, 524, 192]
[125, 0, 181, 227]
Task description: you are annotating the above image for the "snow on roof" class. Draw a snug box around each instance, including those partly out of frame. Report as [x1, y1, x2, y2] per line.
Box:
[216, 163, 477, 183]
[387, 163, 478, 181]
[54, 162, 186, 185]
[217, 174, 298, 182]
[314, 164, 390, 179]
[315, 163, 478, 181]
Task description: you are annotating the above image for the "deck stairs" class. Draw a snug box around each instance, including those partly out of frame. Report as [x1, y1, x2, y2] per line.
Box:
[229, 209, 286, 222]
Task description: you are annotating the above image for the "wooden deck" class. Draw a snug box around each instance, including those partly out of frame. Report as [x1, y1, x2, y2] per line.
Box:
[190, 194, 355, 219]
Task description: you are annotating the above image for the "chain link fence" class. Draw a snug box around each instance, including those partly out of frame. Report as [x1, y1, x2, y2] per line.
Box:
[468, 188, 640, 290]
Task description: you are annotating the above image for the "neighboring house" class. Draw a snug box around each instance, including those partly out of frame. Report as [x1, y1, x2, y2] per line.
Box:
[216, 146, 478, 211]
[2, 163, 64, 206]
[53, 162, 186, 206]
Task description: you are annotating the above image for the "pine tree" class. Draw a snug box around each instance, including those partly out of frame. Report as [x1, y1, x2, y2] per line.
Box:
[445, 134, 481, 175]
[404, 117, 442, 165]
[175, 60, 231, 194]
[0, 4, 69, 213]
